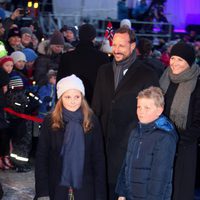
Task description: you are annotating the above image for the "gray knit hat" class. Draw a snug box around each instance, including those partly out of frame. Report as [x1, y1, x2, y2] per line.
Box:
[50, 30, 65, 45]
[10, 51, 26, 64]
[20, 27, 32, 36]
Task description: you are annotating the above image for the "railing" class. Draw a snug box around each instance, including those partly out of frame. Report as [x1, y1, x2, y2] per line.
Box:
[38, 13, 172, 41]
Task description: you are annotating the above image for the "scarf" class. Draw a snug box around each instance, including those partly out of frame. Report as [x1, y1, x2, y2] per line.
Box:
[159, 64, 200, 130]
[113, 50, 136, 89]
[60, 108, 85, 189]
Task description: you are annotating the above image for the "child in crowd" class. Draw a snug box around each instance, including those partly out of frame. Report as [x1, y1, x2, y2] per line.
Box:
[10, 50, 29, 88]
[0, 56, 14, 170]
[115, 86, 178, 200]
[37, 69, 57, 119]
[22, 48, 38, 83]
[7, 51, 32, 172]
[35, 74, 107, 200]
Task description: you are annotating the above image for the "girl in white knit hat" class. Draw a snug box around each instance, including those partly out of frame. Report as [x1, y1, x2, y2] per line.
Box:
[35, 74, 107, 200]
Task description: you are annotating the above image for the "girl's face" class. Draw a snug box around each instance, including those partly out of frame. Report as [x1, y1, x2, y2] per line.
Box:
[170, 55, 190, 74]
[61, 89, 82, 112]
[15, 60, 26, 70]
[2, 61, 14, 74]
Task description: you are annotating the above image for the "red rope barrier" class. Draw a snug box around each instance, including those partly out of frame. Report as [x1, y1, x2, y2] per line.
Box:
[4, 107, 44, 123]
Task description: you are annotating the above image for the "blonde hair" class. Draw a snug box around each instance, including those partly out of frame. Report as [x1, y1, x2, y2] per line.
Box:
[51, 95, 93, 133]
[137, 86, 164, 108]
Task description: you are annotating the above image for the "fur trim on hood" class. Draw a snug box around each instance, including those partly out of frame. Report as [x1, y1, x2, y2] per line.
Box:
[37, 39, 74, 56]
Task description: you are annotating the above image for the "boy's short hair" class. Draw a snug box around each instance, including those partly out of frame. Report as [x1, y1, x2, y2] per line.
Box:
[137, 86, 164, 108]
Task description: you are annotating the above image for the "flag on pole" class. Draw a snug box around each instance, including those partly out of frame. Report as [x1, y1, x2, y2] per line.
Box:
[104, 21, 114, 46]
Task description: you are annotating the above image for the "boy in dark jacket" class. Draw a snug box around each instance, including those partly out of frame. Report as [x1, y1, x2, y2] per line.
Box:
[115, 86, 177, 200]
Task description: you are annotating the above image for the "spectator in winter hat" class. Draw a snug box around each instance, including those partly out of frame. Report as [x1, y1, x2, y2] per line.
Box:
[34, 30, 66, 87]
[37, 69, 57, 119]
[22, 48, 38, 62]
[20, 27, 33, 48]
[49, 30, 65, 54]
[5, 27, 22, 54]
[63, 26, 79, 47]
[120, 19, 132, 29]
[10, 51, 26, 70]
[22, 48, 38, 81]
[0, 56, 14, 74]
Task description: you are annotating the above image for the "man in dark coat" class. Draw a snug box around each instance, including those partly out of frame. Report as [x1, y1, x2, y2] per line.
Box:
[57, 23, 110, 104]
[92, 27, 159, 199]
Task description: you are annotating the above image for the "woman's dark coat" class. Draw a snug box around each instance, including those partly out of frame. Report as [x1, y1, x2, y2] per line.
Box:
[92, 59, 159, 186]
[163, 77, 200, 200]
[35, 115, 107, 200]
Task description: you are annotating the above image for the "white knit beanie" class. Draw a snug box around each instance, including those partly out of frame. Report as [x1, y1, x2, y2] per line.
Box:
[120, 19, 132, 29]
[10, 51, 27, 64]
[57, 74, 85, 99]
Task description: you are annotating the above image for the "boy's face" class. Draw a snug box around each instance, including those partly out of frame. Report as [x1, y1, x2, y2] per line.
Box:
[137, 97, 163, 124]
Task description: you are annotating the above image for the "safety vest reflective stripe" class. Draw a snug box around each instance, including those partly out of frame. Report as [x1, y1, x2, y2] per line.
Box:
[10, 153, 29, 162]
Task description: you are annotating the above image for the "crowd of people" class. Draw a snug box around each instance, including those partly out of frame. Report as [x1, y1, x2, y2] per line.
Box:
[0, 4, 200, 200]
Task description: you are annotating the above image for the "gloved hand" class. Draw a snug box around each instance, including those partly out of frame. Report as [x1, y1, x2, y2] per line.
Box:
[43, 96, 52, 103]
[37, 197, 50, 200]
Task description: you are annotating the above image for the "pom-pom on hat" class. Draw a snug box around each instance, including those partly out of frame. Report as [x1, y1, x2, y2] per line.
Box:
[57, 74, 85, 99]
[50, 30, 65, 45]
[0, 56, 14, 66]
[170, 42, 196, 66]
[10, 51, 27, 64]
[78, 24, 96, 42]
[22, 48, 38, 62]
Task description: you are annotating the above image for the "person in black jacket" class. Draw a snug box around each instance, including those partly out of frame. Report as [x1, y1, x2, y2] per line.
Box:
[115, 86, 177, 200]
[92, 27, 159, 199]
[57, 23, 110, 105]
[35, 74, 107, 200]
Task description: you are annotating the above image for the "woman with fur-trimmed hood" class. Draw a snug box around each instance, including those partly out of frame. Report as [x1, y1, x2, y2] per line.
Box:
[34, 30, 73, 87]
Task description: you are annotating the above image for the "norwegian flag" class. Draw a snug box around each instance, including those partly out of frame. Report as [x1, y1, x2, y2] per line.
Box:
[104, 21, 114, 46]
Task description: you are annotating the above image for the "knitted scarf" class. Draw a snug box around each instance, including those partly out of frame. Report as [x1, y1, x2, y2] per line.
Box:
[60, 108, 85, 189]
[159, 64, 200, 130]
[113, 50, 136, 89]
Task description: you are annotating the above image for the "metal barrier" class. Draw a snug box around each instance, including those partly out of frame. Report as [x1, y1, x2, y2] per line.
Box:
[38, 13, 172, 41]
